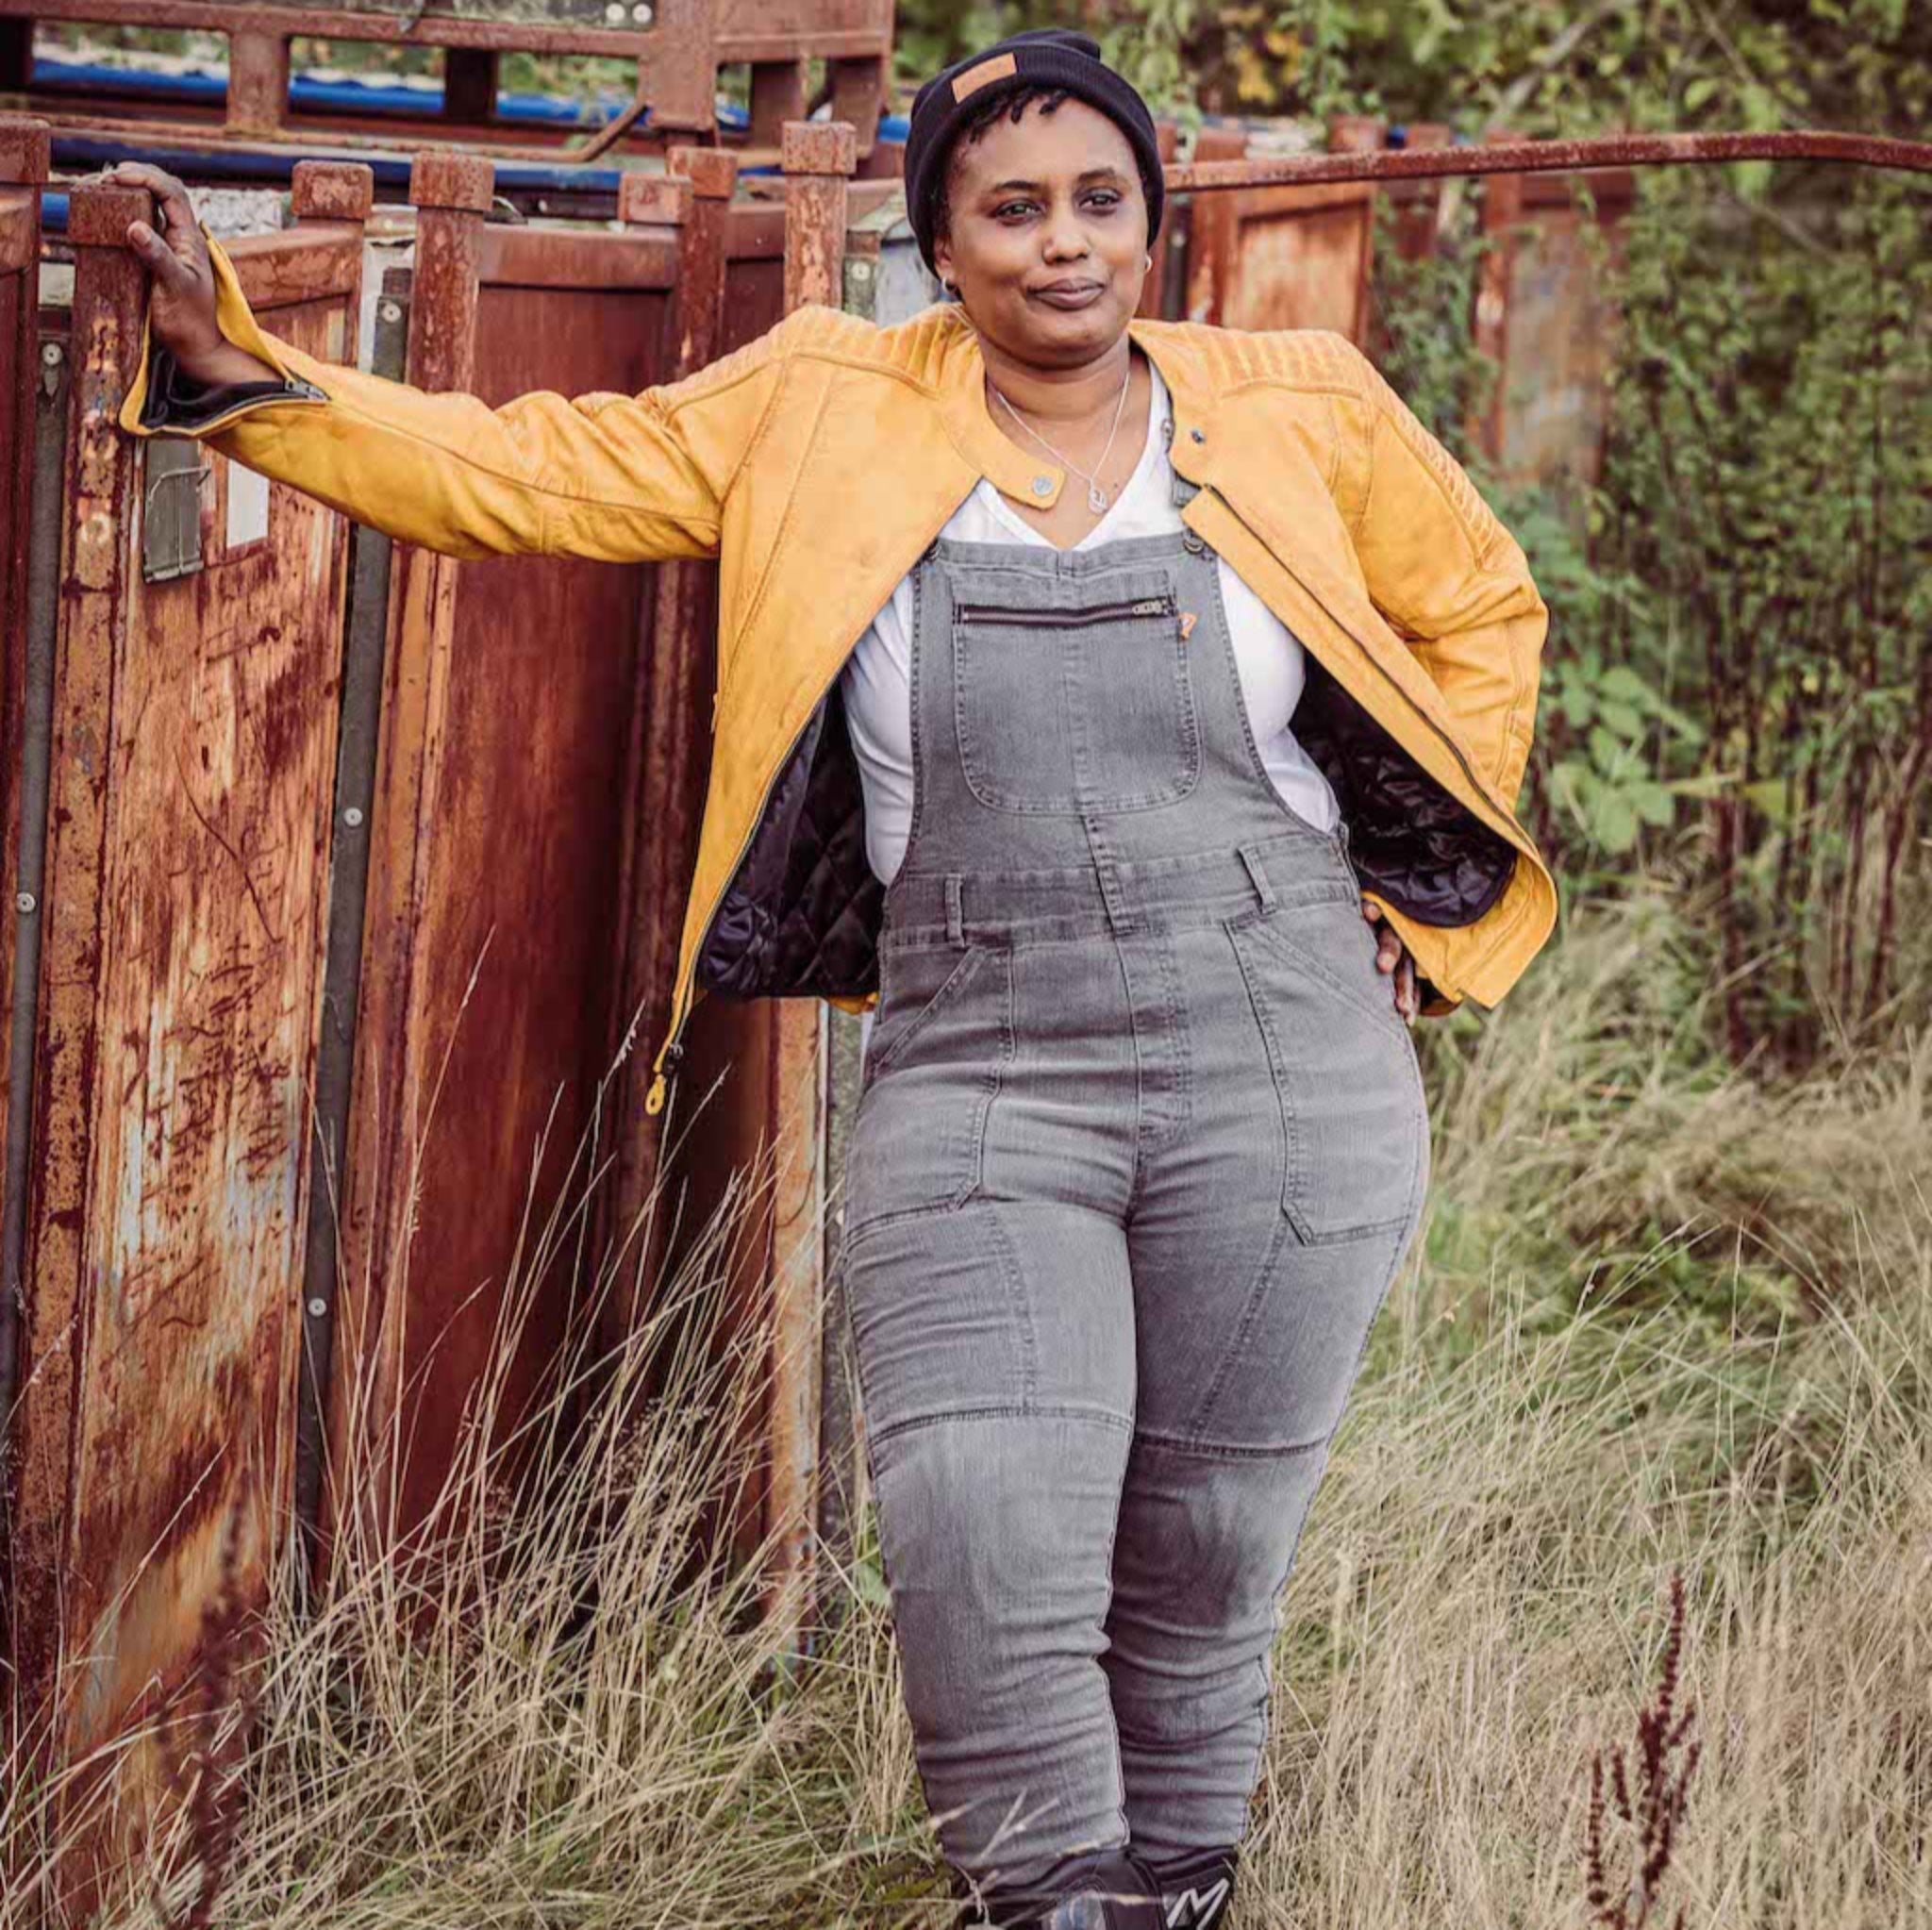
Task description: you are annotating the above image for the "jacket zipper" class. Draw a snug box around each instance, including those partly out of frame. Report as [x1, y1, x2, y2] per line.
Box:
[644, 636, 869, 1116]
[164, 375, 330, 437]
[955, 594, 1176, 627]
[1200, 483, 1549, 873]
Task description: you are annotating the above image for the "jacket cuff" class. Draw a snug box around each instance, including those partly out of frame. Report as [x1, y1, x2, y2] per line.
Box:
[139, 341, 316, 432]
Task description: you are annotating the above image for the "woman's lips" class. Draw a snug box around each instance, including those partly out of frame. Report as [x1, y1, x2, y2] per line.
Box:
[1028, 281, 1107, 309]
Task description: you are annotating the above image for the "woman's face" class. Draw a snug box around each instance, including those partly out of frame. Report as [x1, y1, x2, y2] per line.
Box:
[932, 96, 1150, 372]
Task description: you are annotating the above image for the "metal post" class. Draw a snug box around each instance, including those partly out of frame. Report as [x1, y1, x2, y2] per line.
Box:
[12, 175, 149, 1922]
[1471, 124, 1524, 465]
[328, 149, 493, 1572]
[225, 27, 291, 138]
[0, 114, 51, 1700]
[750, 58, 808, 151]
[285, 160, 378, 1620]
[1138, 118, 1182, 323]
[442, 45, 498, 125]
[782, 118, 857, 313]
[751, 117, 858, 1662]
[1328, 113, 1387, 347]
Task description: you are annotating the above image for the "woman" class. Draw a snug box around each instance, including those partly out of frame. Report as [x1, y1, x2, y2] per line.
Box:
[107, 27, 1555, 1927]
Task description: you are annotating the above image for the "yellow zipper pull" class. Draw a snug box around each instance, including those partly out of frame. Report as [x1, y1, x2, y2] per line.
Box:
[643, 1036, 686, 1118]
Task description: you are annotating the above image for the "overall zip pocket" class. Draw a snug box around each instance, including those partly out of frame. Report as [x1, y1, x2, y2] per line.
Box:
[954, 593, 1177, 628]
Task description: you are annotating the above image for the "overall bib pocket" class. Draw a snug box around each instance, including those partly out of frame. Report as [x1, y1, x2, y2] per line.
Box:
[951, 569, 1202, 815]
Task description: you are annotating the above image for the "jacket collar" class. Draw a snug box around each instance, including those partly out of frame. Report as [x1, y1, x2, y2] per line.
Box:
[930, 306, 1223, 509]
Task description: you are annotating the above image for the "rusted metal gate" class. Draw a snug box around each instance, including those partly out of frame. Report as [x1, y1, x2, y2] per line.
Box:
[1178, 114, 1385, 336]
[2, 146, 375, 1920]
[311, 137, 895, 1645]
[1166, 125, 1929, 487]
[0, 0, 895, 158]
[0, 114, 892, 1911]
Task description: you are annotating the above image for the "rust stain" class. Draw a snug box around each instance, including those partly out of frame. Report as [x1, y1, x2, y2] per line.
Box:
[75, 308, 122, 498]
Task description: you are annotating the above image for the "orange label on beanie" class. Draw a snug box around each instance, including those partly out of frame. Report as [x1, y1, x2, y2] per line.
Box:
[952, 54, 1019, 102]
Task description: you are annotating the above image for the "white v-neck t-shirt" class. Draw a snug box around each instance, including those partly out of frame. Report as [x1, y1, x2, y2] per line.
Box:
[838, 362, 1341, 889]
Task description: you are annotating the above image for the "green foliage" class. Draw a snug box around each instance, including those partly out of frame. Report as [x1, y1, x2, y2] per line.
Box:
[1327, 2, 1930, 1057]
[893, 0, 1932, 136]
[1573, 157, 1930, 1048]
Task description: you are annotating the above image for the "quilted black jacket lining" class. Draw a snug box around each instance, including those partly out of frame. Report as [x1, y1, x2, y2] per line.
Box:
[693, 655, 1518, 1004]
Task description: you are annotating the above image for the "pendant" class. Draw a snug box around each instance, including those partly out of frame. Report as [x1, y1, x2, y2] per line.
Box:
[1087, 483, 1108, 513]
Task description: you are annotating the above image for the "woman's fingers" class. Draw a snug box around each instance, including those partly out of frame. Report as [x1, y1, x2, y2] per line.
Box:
[1363, 897, 1401, 971]
[1361, 895, 1417, 1023]
[103, 161, 206, 265]
[125, 218, 196, 291]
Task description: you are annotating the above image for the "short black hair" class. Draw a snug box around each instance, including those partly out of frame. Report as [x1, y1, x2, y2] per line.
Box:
[925, 83, 1155, 261]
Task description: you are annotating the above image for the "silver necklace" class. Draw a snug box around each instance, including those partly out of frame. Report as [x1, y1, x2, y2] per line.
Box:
[990, 368, 1134, 514]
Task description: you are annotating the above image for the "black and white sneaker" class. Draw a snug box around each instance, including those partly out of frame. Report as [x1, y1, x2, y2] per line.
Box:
[956, 1847, 1165, 1927]
[1130, 1845, 1240, 1929]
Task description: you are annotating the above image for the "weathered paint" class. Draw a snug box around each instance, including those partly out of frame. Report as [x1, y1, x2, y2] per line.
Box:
[322, 151, 703, 1584]
[7, 179, 364, 1922]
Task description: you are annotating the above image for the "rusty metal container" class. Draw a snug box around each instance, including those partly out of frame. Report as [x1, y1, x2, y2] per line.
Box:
[0, 125, 872, 1909]
[1, 148, 375, 1921]
[318, 140, 894, 1660]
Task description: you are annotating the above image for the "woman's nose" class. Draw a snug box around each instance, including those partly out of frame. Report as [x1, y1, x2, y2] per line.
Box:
[1041, 219, 1091, 264]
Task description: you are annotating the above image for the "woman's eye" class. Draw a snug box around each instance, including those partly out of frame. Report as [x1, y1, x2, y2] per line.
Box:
[994, 200, 1038, 220]
[1085, 191, 1122, 211]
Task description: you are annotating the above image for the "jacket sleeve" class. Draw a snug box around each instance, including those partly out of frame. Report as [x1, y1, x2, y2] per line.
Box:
[118, 227, 796, 565]
[1337, 338, 1548, 814]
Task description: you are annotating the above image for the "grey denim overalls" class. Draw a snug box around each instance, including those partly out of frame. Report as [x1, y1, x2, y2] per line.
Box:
[836, 471, 1432, 1912]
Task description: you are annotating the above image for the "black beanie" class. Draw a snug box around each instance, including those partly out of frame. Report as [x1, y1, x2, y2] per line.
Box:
[903, 29, 1165, 278]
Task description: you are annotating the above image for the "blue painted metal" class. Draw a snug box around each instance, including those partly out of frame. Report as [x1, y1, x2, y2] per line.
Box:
[28, 53, 752, 132]
[48, 132, 646, 192]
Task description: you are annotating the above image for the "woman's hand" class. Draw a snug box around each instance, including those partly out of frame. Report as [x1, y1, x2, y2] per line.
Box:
[92, 161, 281, 388]
[1362, 898, 1419, 1024]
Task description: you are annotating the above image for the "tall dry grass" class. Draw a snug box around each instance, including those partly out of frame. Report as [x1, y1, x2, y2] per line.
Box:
[5, 879, 1927, 1929]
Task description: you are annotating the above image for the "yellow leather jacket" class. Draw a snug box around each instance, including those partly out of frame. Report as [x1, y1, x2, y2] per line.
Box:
[121, 229, 1557, 1117]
